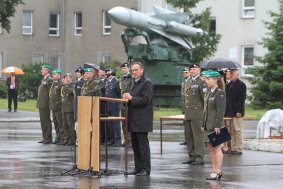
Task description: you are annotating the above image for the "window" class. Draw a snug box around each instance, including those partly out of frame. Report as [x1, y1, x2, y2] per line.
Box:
[97, 51, 112, 64]
[74, 12, 82, 36]
[103, 11, 111, 35]
[50, 55, 61, 69]
[49, 13, 60, 36]
[242, 46, 254, 76]
[242, 0, 255, 18]
[32, 54, 44, 63]
[23, 10, 33, 35]
[209, 18, 216, 32]
[0, 51, 3, 77]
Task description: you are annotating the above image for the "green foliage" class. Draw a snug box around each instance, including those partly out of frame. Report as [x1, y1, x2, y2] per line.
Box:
[166, 0, 221, 64]
[19, 63, 43, 99]
[247, 7, 283, 109]
[0, 0, 24, 32]
[0, 82, 7, 98]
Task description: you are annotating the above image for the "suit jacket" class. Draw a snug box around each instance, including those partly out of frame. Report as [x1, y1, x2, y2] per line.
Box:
[61, 82, 75, 113]
[6, 76, 20, 90]
[202, 88, 226, 132]
[105, 77, 121, 112]
[184, 76, 207, 120]
[49, 80, 63, 111]
[37, 74, 53, 109]
[225, 79, 246, 117]
[75, 77, 84, 97]
[128, 75, 153, 132]
[81, 79, 101, 97]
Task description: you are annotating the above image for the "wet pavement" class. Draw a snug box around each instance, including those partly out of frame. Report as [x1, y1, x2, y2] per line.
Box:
[1, 110, 283, 188]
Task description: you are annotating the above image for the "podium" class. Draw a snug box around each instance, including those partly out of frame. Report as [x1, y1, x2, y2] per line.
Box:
[77, 96, 128, 174]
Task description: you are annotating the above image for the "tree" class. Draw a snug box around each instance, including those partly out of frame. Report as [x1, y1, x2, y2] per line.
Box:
[247, 1, 283, 109]
[166, 0, 221, 64]
[0, 0, 24, 32]
[19, 63, 43, 99]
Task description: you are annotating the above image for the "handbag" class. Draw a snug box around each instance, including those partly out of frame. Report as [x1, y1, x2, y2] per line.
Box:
[207, 126, 231, 147]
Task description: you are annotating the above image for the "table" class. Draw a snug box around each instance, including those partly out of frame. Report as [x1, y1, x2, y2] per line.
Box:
[160, 115, 232, 154]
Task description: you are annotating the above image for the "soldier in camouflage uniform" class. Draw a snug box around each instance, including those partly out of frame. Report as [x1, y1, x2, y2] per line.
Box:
[119, 62, 132, 145]
[37, 65, 53, 144]
[49, 69, 64, 145]
[61, 73, 76, 146]
[81, 67, 102, 97]
[183, 64, 207, 165]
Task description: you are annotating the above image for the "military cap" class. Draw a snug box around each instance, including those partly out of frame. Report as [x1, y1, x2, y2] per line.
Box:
[189, 64, 200, 70]
[200, 70, 210, 76]
[206, 71, 220, 78]
[120, 62, 130, 68]
[84, 67, 94, 72]
[42, 64, 52, 69]
[63, 73, 72, 78]
[52, 69, 62, 74]
[182, 67, 189, 72]
[75, 66, 84, 73]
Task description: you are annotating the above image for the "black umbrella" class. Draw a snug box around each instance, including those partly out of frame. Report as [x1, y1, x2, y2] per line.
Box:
[83, 62, 100, 70]
[201, 58, 242, 70]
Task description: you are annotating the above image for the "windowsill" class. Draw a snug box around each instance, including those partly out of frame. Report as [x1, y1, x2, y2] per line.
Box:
[74, 34, 82, 36]
[49, 35, 60, 37]
[22, 33, 33, 36]
[102, 33, 111, 36]
[242, 16, 255, 19]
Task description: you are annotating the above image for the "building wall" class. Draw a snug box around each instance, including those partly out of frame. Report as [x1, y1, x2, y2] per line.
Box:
[0, 0, 137, 78]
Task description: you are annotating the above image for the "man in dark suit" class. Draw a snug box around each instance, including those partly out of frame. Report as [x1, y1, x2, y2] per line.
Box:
[105, 68, 122, 147]
[123, 62, 153, 176]
[225, 69, 246, 155]
[6, 73, 20, 112]
[74, 66, 85, 122]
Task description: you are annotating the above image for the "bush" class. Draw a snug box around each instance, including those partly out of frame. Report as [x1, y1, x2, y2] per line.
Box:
[0, 82, 8, 98]
[19, 63, 44, 99]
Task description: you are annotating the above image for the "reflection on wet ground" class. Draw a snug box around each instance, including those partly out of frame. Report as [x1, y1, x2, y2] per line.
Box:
[0, 122, 283, 189]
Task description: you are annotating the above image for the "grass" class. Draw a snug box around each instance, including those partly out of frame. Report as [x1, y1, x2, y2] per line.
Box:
[0, 99, 38, 112]
[0, 98, 268, 120]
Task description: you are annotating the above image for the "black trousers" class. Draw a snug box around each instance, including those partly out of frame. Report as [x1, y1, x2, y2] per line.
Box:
[8, 89, 18, 111]
[131, 132, 151, 172]
[108, 110, 121, 144]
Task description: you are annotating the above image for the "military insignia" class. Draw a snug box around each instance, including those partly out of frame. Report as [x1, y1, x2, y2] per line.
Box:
[209, 97, 215, 101]
[220, 94, 224, 98]
[203, 88, 207, 93]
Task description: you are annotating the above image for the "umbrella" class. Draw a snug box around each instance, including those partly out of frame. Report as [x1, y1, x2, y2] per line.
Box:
[201, 58, 242, 70]
[83, 63, 100, 71]
[1, 66, 25, 75]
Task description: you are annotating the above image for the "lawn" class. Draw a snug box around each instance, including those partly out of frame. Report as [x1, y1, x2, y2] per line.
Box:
[0, 98, 268, 120]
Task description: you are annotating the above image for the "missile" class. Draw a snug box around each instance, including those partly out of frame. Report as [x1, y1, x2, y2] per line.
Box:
[108, 6, 204, 37]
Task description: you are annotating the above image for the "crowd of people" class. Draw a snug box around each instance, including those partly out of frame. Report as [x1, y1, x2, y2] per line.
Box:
[180, 64, 246, 180]
[37, 62, 153, 176]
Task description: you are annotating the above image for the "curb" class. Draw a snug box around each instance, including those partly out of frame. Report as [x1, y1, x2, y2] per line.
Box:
[0, 118, 40, 122]
[243, 140, 283, 153]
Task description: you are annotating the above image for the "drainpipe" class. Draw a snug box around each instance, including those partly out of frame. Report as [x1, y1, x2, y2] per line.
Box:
[60, 0, 65, 71]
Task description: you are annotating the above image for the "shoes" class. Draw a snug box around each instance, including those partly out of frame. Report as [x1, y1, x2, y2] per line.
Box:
[190, 161, 205, 165]
[43, 140, 52, 144]
[38, 140, 45, 143]
[182, 159, 195, 164]
[108, 142, 115, 146]
[206, 171, 222, 180]
[14, 110, 17, 112]
[231, 151, 242, 155]
[8, 109, 11, 112]
[113, 143, 124, 147]
[57, 141, 68, 145]
[136, 169, 150, 176]
[179, 141, 187, 145]
[52, 140, 59, 144]
[127, 170, 140, 175]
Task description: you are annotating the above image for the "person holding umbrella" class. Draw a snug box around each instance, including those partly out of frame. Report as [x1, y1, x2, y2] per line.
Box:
[6, 72, 20, 112]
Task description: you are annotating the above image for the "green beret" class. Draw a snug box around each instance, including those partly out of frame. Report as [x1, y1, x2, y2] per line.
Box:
[84, 68, 94, 72]
[206, 71, 220, 78]
[42, 64, 52, 69]
[52, 69, 62, 74]
[182, 67, 189, 72]
[200, 70, 210, 76]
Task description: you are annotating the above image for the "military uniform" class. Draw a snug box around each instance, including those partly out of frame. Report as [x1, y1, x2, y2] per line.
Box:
[184, 75, 207, 164]
[119, 72, 132, 143]
[49, 79, 63, 143]
[61, 82, 76, 145]
[37, 74, 53, 143]
[81, 79, 101, 97]
[202, 87, 226, 143]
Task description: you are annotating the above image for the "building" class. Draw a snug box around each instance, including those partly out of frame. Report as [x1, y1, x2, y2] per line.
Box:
[0, 0, 137, 78]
